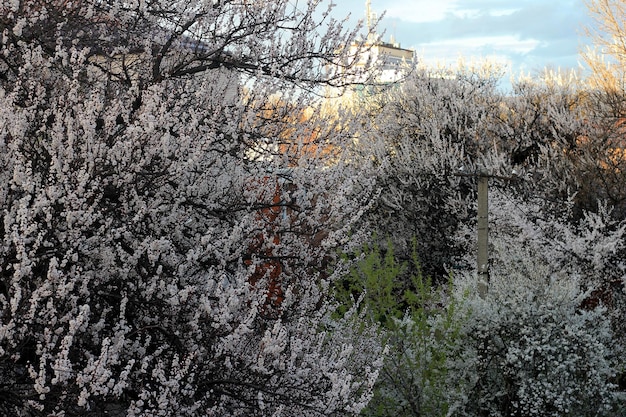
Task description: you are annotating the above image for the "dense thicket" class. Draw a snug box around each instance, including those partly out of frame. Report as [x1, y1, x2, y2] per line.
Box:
[343, 61, 626, 415]
[0, 1, 383, 416]
[3, 0, 626, 416]
[351, 63, 626, 281]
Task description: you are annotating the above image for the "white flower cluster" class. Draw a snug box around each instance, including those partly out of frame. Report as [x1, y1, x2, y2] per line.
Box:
[453, 254, 619, 417]
[0, 0, 382, 415]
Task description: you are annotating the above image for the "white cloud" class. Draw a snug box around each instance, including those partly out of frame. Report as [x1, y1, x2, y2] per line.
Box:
[418, 35, 543, 56]
[452, 9, 482, 19]
[489, 8, 520, 17]
[452, 7, 521, 18]
[383, 0, 460, 23]
[382, 1, 521, 23]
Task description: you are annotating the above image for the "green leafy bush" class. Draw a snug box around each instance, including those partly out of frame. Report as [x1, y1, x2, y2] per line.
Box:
[335, 239, 469, 417]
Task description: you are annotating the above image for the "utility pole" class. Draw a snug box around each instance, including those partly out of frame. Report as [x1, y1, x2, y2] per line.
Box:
[477, 171, 489, 298]
[456, 169, 515, 297]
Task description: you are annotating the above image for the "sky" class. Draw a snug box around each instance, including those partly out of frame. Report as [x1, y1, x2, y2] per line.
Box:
[328, 0, 596, 82]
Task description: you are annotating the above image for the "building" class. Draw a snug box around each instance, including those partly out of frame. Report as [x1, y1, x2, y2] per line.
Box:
[342, 0, 415, 85]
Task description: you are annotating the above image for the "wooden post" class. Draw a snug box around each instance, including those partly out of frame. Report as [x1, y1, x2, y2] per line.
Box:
[477, 172, 489, 298]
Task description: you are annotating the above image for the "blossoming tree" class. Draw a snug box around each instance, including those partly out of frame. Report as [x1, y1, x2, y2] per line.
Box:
[0, 1, 383, 415]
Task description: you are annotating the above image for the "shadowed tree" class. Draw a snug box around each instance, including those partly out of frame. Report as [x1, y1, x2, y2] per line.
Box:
[0, 1, 384, 416]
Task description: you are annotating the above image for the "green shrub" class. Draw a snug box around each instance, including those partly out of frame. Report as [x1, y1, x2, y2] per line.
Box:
[334, 238, 469, 417]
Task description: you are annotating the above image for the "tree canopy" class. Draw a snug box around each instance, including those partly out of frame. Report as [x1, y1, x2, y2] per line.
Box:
[0, 1, 382, 416]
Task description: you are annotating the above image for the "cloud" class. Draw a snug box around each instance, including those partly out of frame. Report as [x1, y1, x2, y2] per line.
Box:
[372, 0, 588, 40]
[383, 0, 459, 23]
[382, 0, 524, 23]
[419, 35, 543, 55]
[380, 0, 522, 23]
[414, 35, 543, 71]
